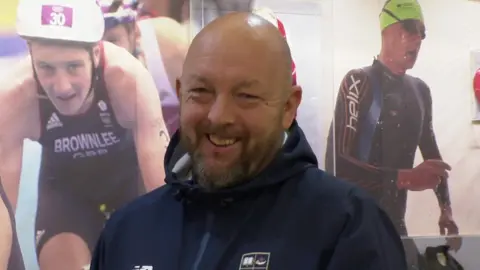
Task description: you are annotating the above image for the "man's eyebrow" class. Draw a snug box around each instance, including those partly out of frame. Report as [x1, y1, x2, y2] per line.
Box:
[36, 60, 84, 66]
[233, 79, 260, 91]
[186, 74, 210, 85]
[185, 75, 260, 89]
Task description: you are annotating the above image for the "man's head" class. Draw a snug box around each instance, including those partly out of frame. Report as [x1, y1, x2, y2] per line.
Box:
[16, 0, 105, 115]
[100, 0, 138, 53]
[176, 12, 302, 191]
[29, 40, 101, 115]
[379, 0, 425, 71]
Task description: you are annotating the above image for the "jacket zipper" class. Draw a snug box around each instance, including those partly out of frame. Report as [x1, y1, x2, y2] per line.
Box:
[192, 212, 214, 270]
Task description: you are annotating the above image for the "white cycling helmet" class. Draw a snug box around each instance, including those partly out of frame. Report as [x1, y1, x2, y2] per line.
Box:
[16, 0, 105, 44]
[252, 7, 278, 27]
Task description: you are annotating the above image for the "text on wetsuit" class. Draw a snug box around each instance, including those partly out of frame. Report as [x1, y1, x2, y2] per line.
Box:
[346, 74, 361, 132]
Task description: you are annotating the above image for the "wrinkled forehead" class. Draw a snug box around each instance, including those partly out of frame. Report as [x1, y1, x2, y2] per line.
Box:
[183, 41, 276, 86]
[392, 19, 425, 31]
[30, 42, 91, 64]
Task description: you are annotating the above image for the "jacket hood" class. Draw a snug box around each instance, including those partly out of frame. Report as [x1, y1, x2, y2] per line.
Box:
[164, 121, 318, 202]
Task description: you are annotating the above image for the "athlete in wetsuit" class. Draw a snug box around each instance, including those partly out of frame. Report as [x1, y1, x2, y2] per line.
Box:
[100, 0, 188, 135]
[0, 181, 24, 270]
[326, 59, 452, 232]
[0, 0, 168, 269]
[325, 1, 459, 268]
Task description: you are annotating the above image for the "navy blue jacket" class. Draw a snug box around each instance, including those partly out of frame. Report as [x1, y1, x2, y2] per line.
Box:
[90, 122, 407, 270]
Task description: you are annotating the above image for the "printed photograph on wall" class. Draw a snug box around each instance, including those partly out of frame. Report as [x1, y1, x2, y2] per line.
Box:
[325, 0, 464, 239]
[324, 2, 480, 268]
[323, 0, 480, 267]
[0, 0, 190, 269]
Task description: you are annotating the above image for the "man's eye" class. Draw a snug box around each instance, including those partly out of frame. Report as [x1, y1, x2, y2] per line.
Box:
[190, 88, 209, 94]
[67, 64, 81, 72]
[39, 65, 54, 71]
[238, 93, 258, 99]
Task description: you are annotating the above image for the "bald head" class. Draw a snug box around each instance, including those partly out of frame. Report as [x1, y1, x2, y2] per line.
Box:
[184, 12, 294, 90]
[176, 13, 302, 191]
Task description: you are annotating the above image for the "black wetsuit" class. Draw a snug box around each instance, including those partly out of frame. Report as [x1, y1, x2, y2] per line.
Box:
[0, 181, 25, 270]
[34, 46, 143, 255]
[325, 59, 450, 269]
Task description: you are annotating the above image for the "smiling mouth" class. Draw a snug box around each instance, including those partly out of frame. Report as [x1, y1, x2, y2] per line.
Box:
[207, 134, 239, 147]
[406, 50, 418, 58]
[57, 94, 76, 101]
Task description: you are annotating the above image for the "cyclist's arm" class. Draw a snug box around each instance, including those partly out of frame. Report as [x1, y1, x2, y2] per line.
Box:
[151, 17, 189, 91]
[131, 66, 170, 192]
[105, 44, 169, 192]
[332, 70, 398, 191]
[0, 81, 29, 211]
[417, 84, 450, 208]
[0, 196, 12, 270]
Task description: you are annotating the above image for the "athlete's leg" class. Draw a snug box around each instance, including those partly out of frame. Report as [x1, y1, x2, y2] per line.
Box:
[35, 181, 105, 270]
[0, 198, 12, 270]
[38, 233, 90, 270]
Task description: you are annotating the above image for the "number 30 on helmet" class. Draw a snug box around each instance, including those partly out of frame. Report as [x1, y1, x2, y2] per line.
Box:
[16, 0, 105, 45]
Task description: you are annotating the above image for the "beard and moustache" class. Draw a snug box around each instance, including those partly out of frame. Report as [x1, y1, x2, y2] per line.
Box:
[179, 118, 284, 192]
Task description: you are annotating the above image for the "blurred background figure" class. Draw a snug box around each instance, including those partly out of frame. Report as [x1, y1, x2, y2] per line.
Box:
[136, 0, 187, 21]
[100, 0, 189, 135]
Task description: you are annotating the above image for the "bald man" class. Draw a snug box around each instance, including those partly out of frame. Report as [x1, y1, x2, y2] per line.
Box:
[90, 12, 407, 270]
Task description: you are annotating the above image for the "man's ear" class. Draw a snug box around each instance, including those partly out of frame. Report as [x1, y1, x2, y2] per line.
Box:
[92, 45, 101, 67]
[282, 85, 302, 129]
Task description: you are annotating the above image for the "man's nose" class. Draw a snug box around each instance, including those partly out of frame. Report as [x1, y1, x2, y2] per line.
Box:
[52, 72, 73, 96]
[207, 96, 235, 125]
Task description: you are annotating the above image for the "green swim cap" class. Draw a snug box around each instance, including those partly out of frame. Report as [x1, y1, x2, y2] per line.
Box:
[380, 0, 424, 31]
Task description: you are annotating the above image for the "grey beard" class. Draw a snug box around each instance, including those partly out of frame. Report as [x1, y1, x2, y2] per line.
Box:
[192, 155, 247, 192]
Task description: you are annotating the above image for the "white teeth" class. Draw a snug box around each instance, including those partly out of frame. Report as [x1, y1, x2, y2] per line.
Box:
[208, 135, 237, 146]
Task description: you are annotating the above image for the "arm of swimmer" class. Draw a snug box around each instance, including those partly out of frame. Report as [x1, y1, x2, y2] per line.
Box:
[105, 49, 169, 192]
[417, 84, 451, 209]
[332, 70, 396, 191]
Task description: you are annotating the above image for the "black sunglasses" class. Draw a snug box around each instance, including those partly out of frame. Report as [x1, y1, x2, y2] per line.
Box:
[382, 8, 426, 40]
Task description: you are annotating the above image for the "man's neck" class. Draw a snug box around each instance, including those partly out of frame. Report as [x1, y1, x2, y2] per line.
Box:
[377, 52, 407, 75]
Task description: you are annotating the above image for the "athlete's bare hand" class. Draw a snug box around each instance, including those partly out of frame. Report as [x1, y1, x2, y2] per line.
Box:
[397, 159, 451, 191]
